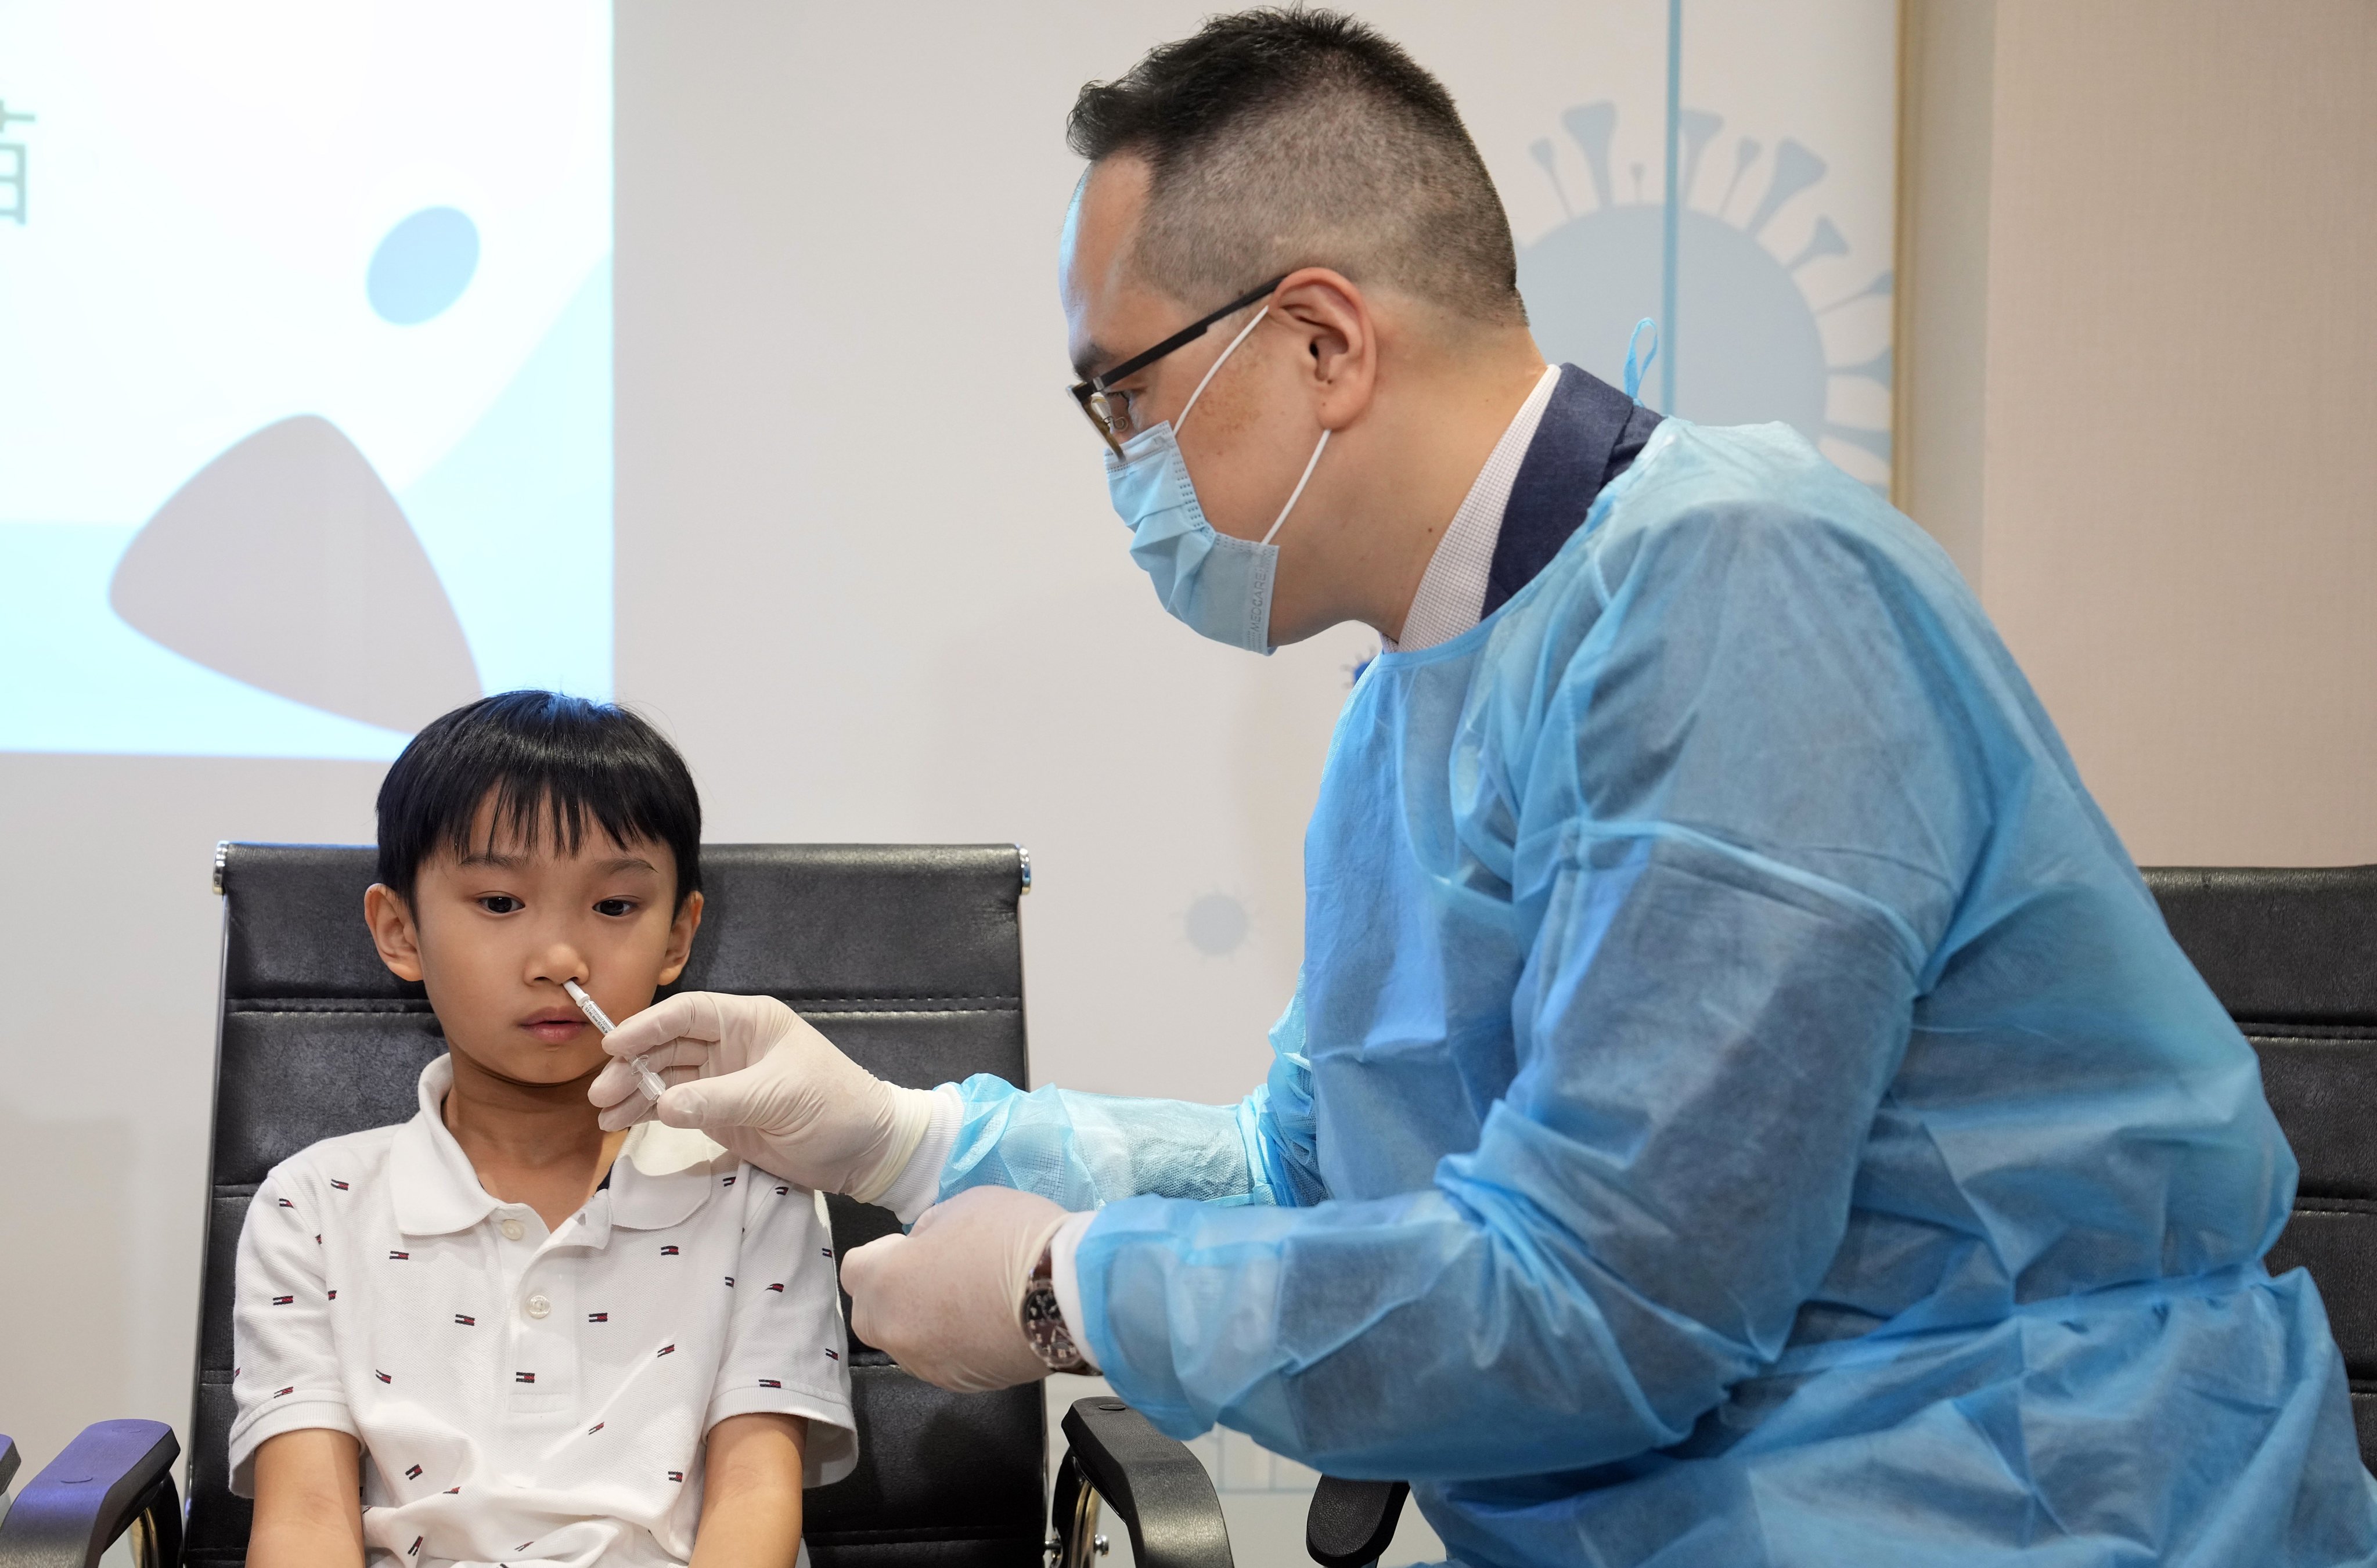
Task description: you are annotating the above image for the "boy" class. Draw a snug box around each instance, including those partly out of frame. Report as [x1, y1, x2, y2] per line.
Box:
[230, 691, 855, 1568]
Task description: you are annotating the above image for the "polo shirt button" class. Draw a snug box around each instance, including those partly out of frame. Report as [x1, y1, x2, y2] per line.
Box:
[525, 1293, 552, 1320]
[500, 1219, 526, 1242]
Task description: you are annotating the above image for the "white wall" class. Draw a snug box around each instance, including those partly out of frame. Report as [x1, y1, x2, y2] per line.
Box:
[0, 756, 383, 1475]
[1897, 0, 2377, 867]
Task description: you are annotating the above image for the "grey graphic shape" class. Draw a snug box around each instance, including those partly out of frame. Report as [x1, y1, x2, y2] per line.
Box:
[1563, 103, 1618, 207]
[1720, 138, 1763, 217]
[1184, 893, 1249, 957]
[1785, 217, 1849, 273]
[1745, 139, 1827, 239]
[1524, 202, 1827, 434]
[1676, 108, 1723, 207]
[1530, 139, 1572, 217]
[110, 415, 481, 731]
[1519, 106, 1892, 466]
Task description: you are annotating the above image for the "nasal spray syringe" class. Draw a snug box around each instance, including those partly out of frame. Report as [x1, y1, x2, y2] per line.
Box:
[564, 980, 668, 1104]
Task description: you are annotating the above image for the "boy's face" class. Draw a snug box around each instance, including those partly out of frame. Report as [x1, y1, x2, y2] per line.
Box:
[364, 797, 704, 1088]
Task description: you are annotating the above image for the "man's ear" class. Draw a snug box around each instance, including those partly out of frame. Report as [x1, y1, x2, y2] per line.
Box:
[363, 883, 426, 983]
[1273, 266, 1377, 432]
[657, 890, 705, 986]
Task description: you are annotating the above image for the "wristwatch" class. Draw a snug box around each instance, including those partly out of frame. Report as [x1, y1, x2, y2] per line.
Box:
[1021, 1242, 1091, 1375]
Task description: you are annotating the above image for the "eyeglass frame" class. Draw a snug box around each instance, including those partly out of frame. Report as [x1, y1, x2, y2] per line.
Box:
[1067, 273, 1291, 457]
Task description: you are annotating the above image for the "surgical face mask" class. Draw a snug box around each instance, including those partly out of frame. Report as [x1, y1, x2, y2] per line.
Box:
[1103, 306, 1331, 653]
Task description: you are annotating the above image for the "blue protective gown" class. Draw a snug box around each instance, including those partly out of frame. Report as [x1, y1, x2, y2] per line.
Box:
[941, 416, 2377, 1565]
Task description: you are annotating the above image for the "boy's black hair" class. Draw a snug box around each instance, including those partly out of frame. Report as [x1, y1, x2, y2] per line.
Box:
[376, 691, 702, 908]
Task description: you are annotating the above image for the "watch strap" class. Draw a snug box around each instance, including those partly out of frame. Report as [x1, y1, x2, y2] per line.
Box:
[1021, 1242, 1090, 1375]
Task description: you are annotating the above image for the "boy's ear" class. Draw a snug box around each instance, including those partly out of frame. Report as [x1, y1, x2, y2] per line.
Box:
[363, 883, 426, 983]
[657, 890, 705, 987]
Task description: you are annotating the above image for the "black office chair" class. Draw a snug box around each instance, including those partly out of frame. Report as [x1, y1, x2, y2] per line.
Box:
[2146, 866, 2377, 1468]
[0, 842, 1406, 1568]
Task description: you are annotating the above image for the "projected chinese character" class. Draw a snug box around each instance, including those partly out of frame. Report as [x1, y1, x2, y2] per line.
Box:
[0, 99, 33, 225]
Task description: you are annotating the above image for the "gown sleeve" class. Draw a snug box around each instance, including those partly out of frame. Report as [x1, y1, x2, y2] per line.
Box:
[1068, 496, 1989, 1479]
[935, 994, 1328, 1212]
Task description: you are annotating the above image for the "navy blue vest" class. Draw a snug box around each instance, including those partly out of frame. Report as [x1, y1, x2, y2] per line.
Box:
[1482, 365, 1663, 618]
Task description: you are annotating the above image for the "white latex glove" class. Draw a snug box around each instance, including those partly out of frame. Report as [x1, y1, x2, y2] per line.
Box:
[841, 1186, 1072, 1392]
[588, 991, 937, 1203]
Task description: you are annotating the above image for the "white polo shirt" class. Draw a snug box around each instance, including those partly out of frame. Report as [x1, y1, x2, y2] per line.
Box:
[231, 1056, 857, 1568]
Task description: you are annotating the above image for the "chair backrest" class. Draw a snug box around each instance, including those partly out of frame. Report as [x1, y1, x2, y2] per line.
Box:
[191, 842, 1046, 1568]
[2145, 866, 2377, 1469]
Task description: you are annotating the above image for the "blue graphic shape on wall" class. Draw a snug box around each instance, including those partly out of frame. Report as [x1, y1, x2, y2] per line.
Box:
[1517, 102, 1892, 476]
[368, 207, 480, 325]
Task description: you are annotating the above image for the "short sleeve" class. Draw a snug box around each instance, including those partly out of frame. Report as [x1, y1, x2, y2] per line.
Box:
[227, 1166, 357, 1497]
[708, 1174, 858, 1486]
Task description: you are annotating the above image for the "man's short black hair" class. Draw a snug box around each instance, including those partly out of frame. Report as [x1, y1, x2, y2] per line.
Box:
[376, 691, 702, 909]
[1068, 8, 1524, 326]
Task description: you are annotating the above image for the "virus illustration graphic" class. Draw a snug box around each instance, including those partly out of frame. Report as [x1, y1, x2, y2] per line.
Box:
[1516, 102, 1893, 489]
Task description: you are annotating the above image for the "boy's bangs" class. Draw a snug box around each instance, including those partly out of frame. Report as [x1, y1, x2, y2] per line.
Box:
[377, 691, 702, 906]
[452, 773, 678, 871]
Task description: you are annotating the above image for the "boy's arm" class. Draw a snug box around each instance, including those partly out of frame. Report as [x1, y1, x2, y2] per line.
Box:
[232, 1170, 365, 1566]
[692, 1413, 808, 1568]
[247, 1428, 367, 1568]
[705, 1180, 859, 1482]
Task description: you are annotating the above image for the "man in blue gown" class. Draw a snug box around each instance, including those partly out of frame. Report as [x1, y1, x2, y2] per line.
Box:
[596, 12, 2377, 1563]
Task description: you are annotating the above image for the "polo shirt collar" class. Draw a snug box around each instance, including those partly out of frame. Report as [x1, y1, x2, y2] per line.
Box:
[391, 1057, 501, 1236]
[564, 1126, 724, 1249]
[391, 1056, 726, 1239]
[608, 1122, 727, 1231]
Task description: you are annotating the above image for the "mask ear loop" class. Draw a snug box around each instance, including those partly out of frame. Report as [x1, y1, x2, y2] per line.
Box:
[1171, 297, 1328, 546]
[1176, 305, 1270, 437]
[1260, 430, 1330, 546]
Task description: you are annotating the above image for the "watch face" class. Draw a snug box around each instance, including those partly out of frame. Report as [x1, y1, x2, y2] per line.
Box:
[1023, 1278, 1086, 1374]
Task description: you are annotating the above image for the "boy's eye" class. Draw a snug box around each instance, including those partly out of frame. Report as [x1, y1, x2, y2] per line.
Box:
[593, 898, 636, 917]
[478, 895, 523, 915]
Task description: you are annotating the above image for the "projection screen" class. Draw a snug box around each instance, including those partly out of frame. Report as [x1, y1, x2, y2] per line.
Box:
[0, 2, 611, 759]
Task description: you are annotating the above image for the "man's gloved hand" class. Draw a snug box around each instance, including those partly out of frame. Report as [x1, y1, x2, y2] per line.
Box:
[841, 1186, 1072, 1393]
[588, 991, 936, 1204]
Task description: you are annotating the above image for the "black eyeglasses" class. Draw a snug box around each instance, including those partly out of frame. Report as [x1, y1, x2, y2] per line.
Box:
[1068, 274, 1289, 457]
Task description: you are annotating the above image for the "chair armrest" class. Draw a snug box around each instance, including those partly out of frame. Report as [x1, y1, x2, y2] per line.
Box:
[1056, 1398, 1233, 1568]
[0, 1436, 19, 1495]
[0, 1419, 182, 1568]
[1305, 1475, 1409, 1567]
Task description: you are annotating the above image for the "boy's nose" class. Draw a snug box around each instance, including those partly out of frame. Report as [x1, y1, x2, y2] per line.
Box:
[526, 938, 593, 987]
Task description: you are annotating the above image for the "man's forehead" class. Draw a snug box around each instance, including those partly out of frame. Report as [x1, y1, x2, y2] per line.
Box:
[1062, 158, 1166, 377]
